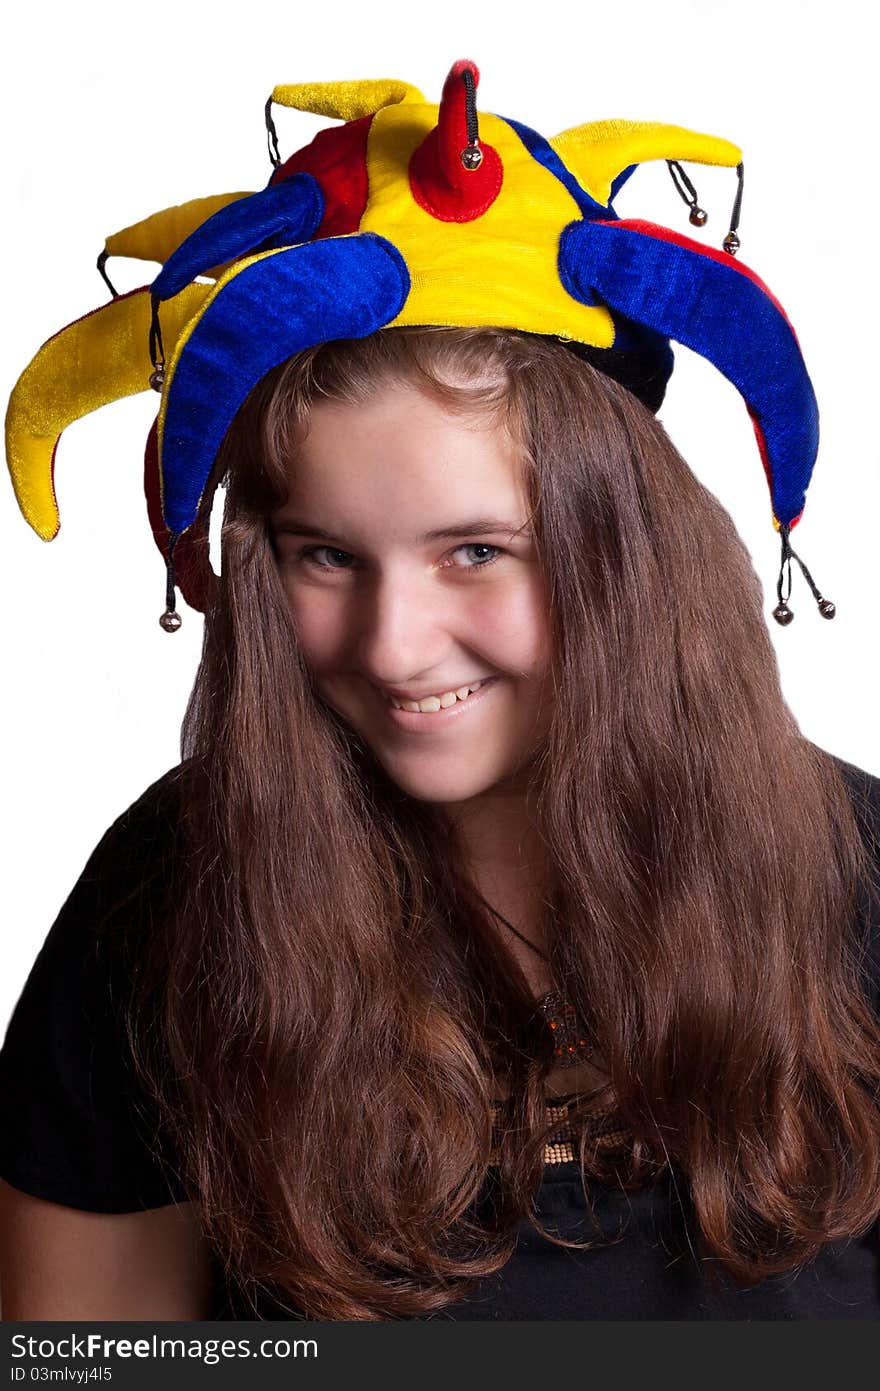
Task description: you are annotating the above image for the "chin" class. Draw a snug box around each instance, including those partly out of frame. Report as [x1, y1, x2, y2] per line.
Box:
[375, 761, 510, 805]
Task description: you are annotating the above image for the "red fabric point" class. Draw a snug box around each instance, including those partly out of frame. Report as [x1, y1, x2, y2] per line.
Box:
[270, 114, 372, 238]
[409, 58, 503, 222]
[747, 405, 775, 497]
[144, 420, 214, 613]
[747, 405, 804, 532]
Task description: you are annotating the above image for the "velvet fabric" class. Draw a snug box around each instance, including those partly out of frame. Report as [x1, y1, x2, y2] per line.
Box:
[560, 217, 819, 528]
[269, 115, 373, 239]
[5, 57, 823, 617]
[158, 233, 410, 534]
[152, 174, 324, 303]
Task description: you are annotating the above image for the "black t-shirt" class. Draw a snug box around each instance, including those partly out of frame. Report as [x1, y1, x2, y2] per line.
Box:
[2, 752, 880, 1321]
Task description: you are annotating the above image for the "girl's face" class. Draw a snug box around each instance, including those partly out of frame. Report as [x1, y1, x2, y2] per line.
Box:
[270, 380, 554, 806]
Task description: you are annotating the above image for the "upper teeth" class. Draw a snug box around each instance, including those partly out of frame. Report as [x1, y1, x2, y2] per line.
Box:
[388, 679, 488, 712]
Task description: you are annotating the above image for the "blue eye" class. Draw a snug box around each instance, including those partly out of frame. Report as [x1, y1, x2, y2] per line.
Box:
[450, 543, 503, 571]
[296, 543, 504, 573]
[300, 546, 355, 570]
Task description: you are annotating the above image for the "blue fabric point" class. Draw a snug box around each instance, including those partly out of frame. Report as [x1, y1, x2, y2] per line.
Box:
[152, 174, 325, 302]
[160, 233, 411, 534]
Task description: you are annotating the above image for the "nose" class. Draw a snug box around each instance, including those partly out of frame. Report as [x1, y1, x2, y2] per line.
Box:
[354, 571, 458, 687]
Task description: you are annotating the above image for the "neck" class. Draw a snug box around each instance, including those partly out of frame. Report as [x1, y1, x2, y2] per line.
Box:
[433, 774, 554, 988]
[440, 775, 546, 882]
[470, 882, 553, 1009]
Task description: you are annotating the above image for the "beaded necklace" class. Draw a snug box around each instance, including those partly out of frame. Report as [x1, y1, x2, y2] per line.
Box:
[473, 891, 595, 1068]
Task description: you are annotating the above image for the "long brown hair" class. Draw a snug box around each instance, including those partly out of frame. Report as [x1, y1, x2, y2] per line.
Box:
[124, 327, 880, 1319]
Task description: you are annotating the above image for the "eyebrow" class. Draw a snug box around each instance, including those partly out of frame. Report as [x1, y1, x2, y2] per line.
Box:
[270, 518, 532, 544]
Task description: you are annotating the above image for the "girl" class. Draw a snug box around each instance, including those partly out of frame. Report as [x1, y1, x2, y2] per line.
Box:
[2, 64, 880, 1322]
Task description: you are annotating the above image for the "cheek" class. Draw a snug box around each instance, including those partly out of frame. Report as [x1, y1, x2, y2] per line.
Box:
[280, 587, 342, 665]
[279, 572, 552, 672]
[481, 578, 552, 671]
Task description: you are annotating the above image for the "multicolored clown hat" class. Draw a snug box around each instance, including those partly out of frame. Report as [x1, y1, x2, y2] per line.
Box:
[5, 58, 834, 629]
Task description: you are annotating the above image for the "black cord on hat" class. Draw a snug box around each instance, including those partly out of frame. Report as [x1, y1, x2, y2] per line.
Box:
[460, 66, 484, 170]
[724, 162, 745, 255]
[160, 530, 183, 632]
[666, 160, 707, 227]
[148, 293, 166, 391]
[265, 96, 281, 169]
[96, 249, 119, 299]
[773, 521, 836, 625]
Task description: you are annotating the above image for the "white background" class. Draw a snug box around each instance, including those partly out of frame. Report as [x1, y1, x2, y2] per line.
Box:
[2, 0, 878, 1030]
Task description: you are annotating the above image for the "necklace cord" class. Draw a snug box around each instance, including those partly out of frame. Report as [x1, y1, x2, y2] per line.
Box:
[470, 887, 596, 1064]
[470, 886, 551, 962]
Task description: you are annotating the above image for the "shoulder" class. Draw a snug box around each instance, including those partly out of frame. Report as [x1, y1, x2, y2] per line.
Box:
[827, 749, 880, 842]
[77, 764, 194, 1017]
[86, 762, 189, 895]
[4, 757, 192, 1029]
[62, 763, 192, 965]
[0, 765, 193, 1211]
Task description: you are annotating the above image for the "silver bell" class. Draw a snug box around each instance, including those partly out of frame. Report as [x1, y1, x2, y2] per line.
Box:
[723, 231, 741, 255]
[460, 145, 483, 170]
[818, 598, 836, 619]
[159, 609, 182, 633]
[149, 367, 165, 392]
[689, 205, 708, 227]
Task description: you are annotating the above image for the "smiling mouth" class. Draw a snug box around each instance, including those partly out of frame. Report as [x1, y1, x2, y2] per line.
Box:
[376, 676, 500, 728]
[384, 678, 493, 712]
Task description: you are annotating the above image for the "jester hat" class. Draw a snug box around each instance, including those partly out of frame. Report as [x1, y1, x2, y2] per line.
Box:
[6, 58, 834, 628]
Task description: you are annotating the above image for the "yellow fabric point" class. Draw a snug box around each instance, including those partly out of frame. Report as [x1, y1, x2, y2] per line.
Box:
[270, 79, 425, 122]
[360, 105, 615, 349]
[104, 192, 254, 269]
[1, 59, 823, 628]
[6, 284, 210, 539]
[549, 119, 743, 207]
